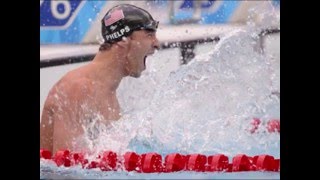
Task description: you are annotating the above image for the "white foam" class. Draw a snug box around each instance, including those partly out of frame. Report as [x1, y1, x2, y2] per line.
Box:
[78, 26, 280, 159]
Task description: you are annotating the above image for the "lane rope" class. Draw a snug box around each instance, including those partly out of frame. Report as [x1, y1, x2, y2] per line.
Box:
[40, 119, 280, 173]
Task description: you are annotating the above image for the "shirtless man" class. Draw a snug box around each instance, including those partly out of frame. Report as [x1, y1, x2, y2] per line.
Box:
[40, 4, 160, 153]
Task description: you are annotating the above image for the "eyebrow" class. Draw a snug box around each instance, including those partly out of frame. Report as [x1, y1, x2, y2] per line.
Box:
[144, 29, 156, 33]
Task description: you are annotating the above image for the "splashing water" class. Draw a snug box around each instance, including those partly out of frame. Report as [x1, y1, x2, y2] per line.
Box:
[40, 27, 279, 179]
[82, 27, 279, 159]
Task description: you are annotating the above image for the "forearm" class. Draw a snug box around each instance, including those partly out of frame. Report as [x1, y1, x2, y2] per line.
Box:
[40, 113, 54, 152]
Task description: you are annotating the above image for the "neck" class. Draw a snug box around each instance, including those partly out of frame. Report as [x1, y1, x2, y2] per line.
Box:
[90, 48, 127, 92]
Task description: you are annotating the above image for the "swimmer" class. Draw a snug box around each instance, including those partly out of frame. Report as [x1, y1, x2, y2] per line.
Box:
[40, 4, 160, 153]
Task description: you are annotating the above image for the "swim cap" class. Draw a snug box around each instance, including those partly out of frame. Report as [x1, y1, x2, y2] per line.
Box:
[101, 4, 159, 44]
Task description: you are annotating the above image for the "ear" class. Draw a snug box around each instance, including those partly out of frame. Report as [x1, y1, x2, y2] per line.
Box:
[116, 37, 131, 49]
[115, 37, 132, 62]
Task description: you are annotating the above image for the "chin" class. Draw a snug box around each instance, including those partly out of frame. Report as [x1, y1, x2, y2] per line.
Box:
[129, 72, 141, 78]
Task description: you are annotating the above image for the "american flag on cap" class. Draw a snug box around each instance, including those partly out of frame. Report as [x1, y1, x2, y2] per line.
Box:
[104, 9, 125, 26]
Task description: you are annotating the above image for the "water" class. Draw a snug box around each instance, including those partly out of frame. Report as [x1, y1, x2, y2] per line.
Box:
[40, 159, 280, 179]
[114, 27, 279, 157]
[145, 28, 279, 157]
[40, 27, 280, 179]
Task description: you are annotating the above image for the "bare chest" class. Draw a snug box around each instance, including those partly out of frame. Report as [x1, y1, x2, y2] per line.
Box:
[83, 90, 121, 121]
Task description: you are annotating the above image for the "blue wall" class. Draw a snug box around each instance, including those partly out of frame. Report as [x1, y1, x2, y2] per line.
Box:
[40, 0, 279, 44]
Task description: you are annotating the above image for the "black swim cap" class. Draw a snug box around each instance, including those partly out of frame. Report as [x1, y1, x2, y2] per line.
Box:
[101, 4, 159, 44]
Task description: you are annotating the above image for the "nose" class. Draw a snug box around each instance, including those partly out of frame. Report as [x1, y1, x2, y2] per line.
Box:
[153, 37, 160, 50]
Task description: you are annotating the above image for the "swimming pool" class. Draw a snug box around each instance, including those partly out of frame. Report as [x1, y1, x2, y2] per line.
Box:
[40, 26, 280, 179]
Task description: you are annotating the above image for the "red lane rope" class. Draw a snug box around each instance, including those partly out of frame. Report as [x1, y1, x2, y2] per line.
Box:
[249, 118, 280, 133]
[40, 150, 280, 173]
[40, 119, 280, 173]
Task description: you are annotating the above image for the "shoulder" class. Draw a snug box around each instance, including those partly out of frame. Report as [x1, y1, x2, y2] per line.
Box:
[46, 69, 94, 106]
[61, 66, 94, 90]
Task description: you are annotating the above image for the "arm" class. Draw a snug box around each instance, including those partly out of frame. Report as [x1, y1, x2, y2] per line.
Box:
[49, 79, 93, 153]
[40, 98, 55, 152]
[52, 106, 84, 153]
[40, 83, 82, 153]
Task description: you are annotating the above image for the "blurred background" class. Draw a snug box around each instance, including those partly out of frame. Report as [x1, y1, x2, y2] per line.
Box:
[40, 0, 279, 44]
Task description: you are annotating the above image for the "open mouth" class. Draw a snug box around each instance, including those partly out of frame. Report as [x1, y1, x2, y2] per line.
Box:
[144, 56, 147, 67]
[143, 51, 155, 68]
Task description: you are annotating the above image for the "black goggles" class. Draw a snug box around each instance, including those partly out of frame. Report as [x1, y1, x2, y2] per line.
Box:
[135, 20, 159, 31]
